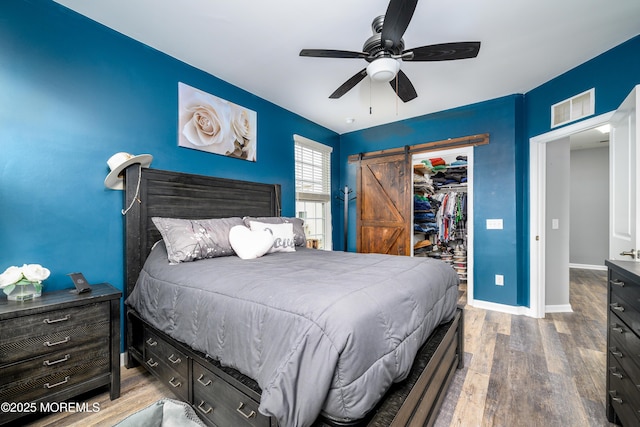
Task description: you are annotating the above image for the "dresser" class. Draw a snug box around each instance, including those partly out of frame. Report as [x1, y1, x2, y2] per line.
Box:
[605, 260, 640, 426]
[0, 283, 121, 425]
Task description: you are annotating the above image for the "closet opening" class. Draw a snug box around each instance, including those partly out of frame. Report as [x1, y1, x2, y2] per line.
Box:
[412, 146, 474, 303]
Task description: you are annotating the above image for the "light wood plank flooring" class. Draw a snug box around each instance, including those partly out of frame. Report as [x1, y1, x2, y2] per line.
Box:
[435, 268, 615, 427]
[24, 268, 615, 427]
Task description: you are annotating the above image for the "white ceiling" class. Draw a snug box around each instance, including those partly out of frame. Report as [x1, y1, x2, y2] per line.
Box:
[53, 0, 640, 134]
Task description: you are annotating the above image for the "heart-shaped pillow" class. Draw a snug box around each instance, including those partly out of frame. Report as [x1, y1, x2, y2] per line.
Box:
[229, 225, 275, 260]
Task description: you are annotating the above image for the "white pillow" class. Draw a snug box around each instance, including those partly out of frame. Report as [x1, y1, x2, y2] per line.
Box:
[249, 221, 296, 253]
[228, 226, 274, 260]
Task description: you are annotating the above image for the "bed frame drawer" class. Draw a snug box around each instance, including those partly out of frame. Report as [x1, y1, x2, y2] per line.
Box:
[144, 328, 189, 379]
[143, 328, 189, 401]
[193, 361, 269, 427]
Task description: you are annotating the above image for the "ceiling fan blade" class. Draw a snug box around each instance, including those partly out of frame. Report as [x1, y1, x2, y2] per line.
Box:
[390, 70, 417, 102]
[329, 69, 368, 99]
[300, 49, 368, 59]
[404, 42, 481, 61]
[381, 0, 419, 50]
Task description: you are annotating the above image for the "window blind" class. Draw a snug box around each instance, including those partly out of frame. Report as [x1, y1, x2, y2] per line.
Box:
[294, 135, 332, 202]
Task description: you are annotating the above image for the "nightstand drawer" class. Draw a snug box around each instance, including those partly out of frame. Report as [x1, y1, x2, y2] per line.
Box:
[0, 302, 110, 364]
[193, 361, 268, 427]
[0, 319, 110, 364]
[144, 329, 188, 379]
[0, 349, 109, 403]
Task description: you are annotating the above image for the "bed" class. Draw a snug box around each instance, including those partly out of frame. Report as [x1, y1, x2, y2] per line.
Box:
[123, 167, 463, 427]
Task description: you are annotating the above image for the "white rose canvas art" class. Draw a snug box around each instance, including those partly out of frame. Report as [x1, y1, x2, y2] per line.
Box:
[178, 82, 257, 161]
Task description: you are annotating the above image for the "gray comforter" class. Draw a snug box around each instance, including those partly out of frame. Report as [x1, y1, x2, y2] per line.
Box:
[126, 244, 459, 427]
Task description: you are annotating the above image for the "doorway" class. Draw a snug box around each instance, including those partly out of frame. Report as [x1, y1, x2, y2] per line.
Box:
[412, 146, 475, 304]
[530, 112, 614, 318]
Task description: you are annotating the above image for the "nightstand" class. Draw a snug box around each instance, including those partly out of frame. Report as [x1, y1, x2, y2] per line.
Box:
[0, 283, 121, 425]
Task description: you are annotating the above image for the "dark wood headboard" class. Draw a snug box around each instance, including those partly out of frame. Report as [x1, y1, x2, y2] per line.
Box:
[123, 166, 281, 298]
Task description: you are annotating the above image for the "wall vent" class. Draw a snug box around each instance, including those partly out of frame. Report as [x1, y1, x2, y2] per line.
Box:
[551, 88, 595, 128]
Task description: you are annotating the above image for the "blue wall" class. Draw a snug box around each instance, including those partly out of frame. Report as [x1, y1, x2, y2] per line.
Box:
[2, 0, 639, 321]
[339, 96, 527, 306]
[526, 35, 640, 138]
[0, 0, 339, 341]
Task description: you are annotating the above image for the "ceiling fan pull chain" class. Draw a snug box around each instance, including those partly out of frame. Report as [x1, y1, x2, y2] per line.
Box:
[370, 79, 373, 115]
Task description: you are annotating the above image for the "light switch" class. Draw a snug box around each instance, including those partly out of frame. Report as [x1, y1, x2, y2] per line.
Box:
[552, 219, 559, 229]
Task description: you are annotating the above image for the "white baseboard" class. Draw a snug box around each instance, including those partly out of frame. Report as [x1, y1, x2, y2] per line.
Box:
[468, 299, 573, 318]
[469, 299, 538, 317]
[569, 263, 606, 271]
[545, 304, 573, 313]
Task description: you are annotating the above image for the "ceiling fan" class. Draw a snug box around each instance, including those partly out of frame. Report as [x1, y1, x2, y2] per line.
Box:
[299, 0, 481, 102]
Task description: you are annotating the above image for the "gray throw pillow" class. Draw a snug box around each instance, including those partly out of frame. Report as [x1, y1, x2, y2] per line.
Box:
[152, 217, 244, 264]
[242, 216, 306, 246]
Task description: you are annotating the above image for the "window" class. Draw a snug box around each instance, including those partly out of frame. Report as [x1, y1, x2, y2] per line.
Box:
[294, 135, 332, 249]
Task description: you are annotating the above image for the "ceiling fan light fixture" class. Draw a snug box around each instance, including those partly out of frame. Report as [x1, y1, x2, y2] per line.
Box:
[366, 57, 400, 82]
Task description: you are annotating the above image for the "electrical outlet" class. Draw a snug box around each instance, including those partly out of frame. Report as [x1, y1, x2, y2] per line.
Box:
[495, 274, 504, 286]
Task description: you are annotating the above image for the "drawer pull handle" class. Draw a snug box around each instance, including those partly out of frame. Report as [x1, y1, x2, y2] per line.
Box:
[43, 354, 70, 366]
[43, 314, 71, 324]
[167, 354, 181, 364]
[611, 279, 625, 287]
[611, 348, 624, 358]
[197, 401, 213, 415]
[146, 338, 158, 346]
[610, 303, 625, 312]
[197, 374, 212, 386]
[44, 336, 70, 347]
[168, 377, 181, 388]
[44, 376, 70, 389]
[609, 367, 624, 379]
[612, 324, 625, 333]
[236, 402, 256, 419]
[609, 390, 623, 404]
[146, 358, 158, 368]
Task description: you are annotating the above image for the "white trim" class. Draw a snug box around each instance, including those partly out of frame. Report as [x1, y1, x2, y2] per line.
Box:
[568, 263, 607, 271]
[469, 299, 537, 317]
[529, 112, 614, 318]
[545, 304, 574, 313]
[293, 134, 333, 153]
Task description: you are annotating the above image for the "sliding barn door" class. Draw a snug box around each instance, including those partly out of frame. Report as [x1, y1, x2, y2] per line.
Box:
[356, 153, 411, 255]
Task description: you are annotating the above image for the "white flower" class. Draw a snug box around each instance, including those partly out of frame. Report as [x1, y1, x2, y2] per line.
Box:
[0, 264, 50, 288]
[0, 266, 23, 288]
[180, 89, 235, 155]
[21, 264, 50, 282]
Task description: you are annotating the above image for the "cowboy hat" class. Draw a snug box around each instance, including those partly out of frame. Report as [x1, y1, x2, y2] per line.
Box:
[104, 152, 153, 190]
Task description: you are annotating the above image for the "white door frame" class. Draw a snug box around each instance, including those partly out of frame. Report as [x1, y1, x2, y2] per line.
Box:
[529, 112, 614, 318]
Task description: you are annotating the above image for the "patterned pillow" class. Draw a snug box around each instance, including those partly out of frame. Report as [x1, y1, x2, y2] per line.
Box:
[152, 217, 244, 264]
[248, 221, 296, 253]
[243, 216, 306, 246]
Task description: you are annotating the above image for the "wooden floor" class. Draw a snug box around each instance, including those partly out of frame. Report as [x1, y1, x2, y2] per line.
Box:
[23, 268, 615, 427]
